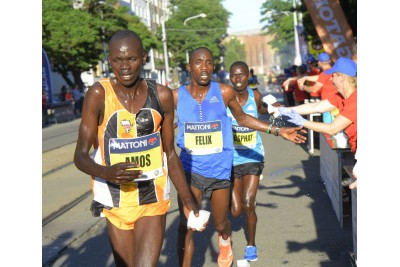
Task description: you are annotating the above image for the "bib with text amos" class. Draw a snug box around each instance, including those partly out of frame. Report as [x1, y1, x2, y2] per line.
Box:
[184, 120, 223, 155]
[109, 132, 163, 181]
[232, 125, 257, 149]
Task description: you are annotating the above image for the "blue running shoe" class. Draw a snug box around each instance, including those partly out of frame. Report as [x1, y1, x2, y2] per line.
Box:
[244, 246, 258, 261]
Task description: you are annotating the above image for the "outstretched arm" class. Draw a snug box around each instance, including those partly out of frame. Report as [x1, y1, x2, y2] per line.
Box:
[288, 99, 335, 115]
[221, 84, 307, 144]
[279, 107, 352, 135]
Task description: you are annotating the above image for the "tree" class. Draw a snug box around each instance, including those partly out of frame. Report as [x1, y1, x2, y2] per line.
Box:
[163, 0, 230, 69]
[223, 38, 246, 70]
[260, 0, 297, 64]
[42, 0, 158, 88]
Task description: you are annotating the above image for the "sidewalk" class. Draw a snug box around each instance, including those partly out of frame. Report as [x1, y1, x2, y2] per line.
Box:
[48, 131, 353, 266]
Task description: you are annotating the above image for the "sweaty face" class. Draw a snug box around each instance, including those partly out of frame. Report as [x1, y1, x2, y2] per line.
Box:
[188, 50, 214, 86]
[230, 66, 249, 91]
[108, 37, 146, 87]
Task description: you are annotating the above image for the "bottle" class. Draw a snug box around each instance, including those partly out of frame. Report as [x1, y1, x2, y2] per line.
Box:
[262, 94, 280, 118]
[332, 131, 349, 148]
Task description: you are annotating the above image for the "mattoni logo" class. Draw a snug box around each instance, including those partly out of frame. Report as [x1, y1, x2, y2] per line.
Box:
[209, 95, 219, 103]
[148, 136, 158, 145]
[211, 123, 220, 129]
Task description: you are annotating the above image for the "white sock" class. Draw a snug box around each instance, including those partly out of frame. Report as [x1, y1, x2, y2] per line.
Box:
[220, 235, 230, 246]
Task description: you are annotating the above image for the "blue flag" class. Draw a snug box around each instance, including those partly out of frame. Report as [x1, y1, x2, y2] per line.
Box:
[296, 25, 310, 65]
[42, 49, 54, 104]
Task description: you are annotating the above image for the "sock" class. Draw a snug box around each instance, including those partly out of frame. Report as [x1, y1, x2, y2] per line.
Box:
[220, 235, 230, 246]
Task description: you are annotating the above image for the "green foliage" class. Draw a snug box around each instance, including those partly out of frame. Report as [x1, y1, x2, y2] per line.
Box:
[42, 0, 155, 86]
[224, 38, 246, 70]
[260, 0, 295, 53]
[163, 0, 230, 68]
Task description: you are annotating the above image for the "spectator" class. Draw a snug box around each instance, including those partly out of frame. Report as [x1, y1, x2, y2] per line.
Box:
[305, 55, 321, 101]
[59, 85, 68, 101]
[292, 65, 309, 105]
[297, 52, 338, 123]
[72, 85, 84, 116]
[248, 68, 259, 90]
[279, 57, 357, 188]
[281, 66, 296, 107]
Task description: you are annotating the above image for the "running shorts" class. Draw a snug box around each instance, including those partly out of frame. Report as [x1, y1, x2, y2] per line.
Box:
[231, 162, 264, 180]
[102, 199, 170, 230]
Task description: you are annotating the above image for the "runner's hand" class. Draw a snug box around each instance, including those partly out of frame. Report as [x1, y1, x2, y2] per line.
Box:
[103, 162, 142, 184]
[279, 126, 307, 144]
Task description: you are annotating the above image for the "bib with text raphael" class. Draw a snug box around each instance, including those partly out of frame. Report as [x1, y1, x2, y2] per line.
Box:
[109, 132, 163, 181]
[232, 125, 257, 149]
[184, 120, 223, 155]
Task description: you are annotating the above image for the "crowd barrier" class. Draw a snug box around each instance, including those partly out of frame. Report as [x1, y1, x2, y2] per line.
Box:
[319, 133, 356, 261]
[44, 101, 75, 125]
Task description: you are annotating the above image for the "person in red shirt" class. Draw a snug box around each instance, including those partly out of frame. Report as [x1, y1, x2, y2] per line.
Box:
[297, 53, 337, 101]
[281, 66, 297, 107]
[278, 57, 357, 188]
[292, 65, 309, 105]
[297, 53, 339, 123]
[305, 56, 321, 100]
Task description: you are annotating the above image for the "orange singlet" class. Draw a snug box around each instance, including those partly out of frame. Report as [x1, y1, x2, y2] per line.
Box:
[91, 78, 170, 230]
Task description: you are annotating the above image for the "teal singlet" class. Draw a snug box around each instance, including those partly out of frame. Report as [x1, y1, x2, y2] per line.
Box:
[226, 88, 264, 166]
[176, 81, 233, 180]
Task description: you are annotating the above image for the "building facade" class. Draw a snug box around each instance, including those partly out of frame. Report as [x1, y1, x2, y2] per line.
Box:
[227, 29, 282, 76]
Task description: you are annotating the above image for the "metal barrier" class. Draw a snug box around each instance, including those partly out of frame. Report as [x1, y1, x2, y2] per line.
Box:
[45, 101, 75, 124]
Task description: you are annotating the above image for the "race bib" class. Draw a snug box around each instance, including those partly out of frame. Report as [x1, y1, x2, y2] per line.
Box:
[108, 132, 163, 180]
[232, 125, 257, 149]
[184, 120, 223, 155]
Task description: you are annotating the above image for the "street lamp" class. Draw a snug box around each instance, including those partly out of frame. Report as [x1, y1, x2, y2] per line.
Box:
[292, 0, 302, 66]
[98, 0, 109, 77]
[183, 13, 207, 63]
[183, 13, 207, 26]
[161, 16, 169, 85]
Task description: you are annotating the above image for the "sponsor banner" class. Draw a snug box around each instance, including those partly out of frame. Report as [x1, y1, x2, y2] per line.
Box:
[297, 25, 311, 65]
[42, 49, 54, 104]
[303, 0, 356, 61]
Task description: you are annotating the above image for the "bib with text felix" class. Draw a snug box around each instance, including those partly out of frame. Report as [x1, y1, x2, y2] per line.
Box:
[184, 120, 223, 155]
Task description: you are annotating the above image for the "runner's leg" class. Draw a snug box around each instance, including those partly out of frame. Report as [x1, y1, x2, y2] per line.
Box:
[242, 175, 259, 246]
[230, 177, 243, 217]
[177, 186, 203, 267]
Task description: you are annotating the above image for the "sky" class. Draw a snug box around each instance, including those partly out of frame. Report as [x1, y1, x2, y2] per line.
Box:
[222, 0, 265, 34]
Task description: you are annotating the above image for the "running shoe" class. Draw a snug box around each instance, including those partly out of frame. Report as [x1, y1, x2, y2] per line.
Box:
[244, 246, 258, 261]
[218, 234, 233, 267]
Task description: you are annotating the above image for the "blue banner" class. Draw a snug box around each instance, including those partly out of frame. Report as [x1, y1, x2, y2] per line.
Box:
[296, 25, 310, 65]
[42, 49, 54, 104]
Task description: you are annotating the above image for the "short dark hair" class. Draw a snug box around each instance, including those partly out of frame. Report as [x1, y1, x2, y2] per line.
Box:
[189, 47, 213, 63]
[230, 61, 249, 73]
[109, 30, 144, 53]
